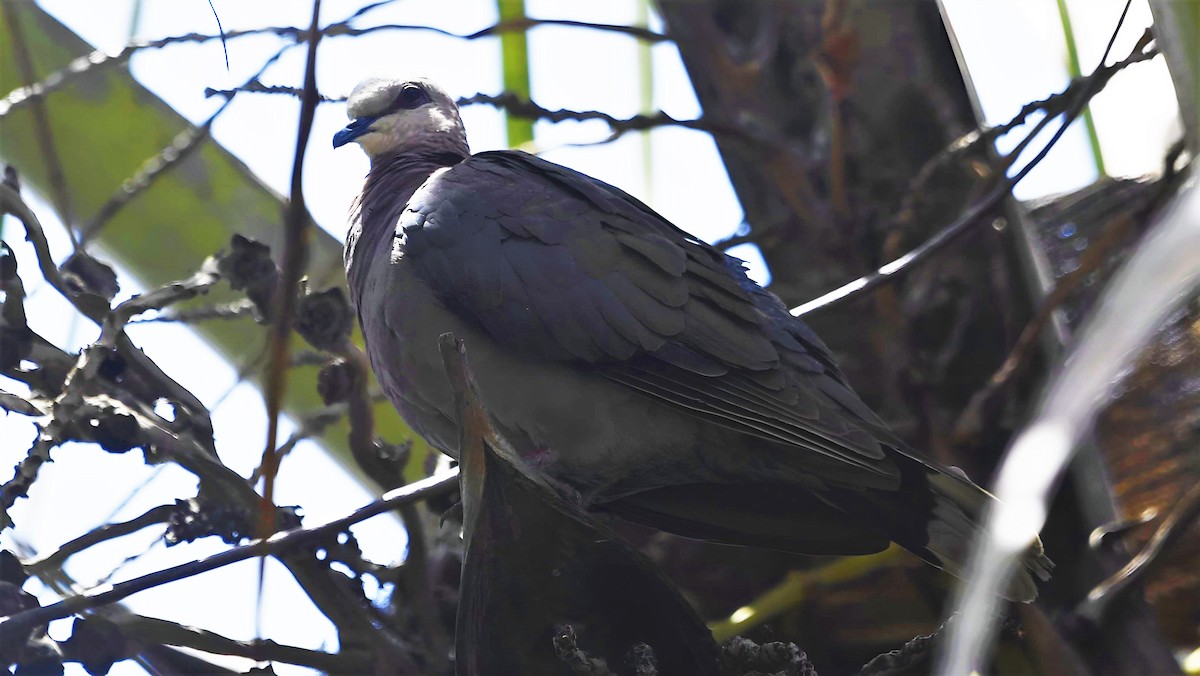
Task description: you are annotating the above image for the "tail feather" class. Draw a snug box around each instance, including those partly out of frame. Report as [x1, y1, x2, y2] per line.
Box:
[921, 471, 1054, 602]
[603, 453, 1054, 601]
[835, 413, 1055, 600]
[836, 457, 1053, 602]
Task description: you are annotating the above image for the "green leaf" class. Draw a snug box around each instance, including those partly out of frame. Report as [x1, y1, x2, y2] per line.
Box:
[497, 0, 534, 148]
[1056, 0, 1106, 175]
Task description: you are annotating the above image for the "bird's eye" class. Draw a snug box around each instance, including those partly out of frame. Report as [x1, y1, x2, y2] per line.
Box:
[394, 85, 431, 110]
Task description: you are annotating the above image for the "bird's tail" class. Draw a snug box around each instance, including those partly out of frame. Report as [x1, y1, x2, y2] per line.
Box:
[881, 460, 1054, 602]
[605, 454, 1054, 601]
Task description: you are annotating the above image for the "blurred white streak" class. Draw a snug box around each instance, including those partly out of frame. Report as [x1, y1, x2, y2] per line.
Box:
[938, 171, 1200, 675]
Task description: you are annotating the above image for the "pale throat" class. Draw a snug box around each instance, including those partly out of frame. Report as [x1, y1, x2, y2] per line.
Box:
[359, 107, 466, 158]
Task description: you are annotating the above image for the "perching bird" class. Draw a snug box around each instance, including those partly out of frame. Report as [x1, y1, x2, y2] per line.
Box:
[335, 77, 1052, 601]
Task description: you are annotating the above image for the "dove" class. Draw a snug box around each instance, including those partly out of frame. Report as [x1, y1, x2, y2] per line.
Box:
[335, 76, 1051, 601]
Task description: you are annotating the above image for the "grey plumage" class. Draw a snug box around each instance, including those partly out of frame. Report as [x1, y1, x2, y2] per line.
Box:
[336, 77, 1052, 601]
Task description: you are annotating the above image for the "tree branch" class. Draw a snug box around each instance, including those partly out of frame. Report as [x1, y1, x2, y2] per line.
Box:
[327, 16, 668, 43]
[24, 504, 176, 576]
[331, 336, 448, 662]
[0, 2, 77, 247]
[109, 613, 374, 673]
[1, 186, 417, 658]
[128, 298, 256, 324]
[77, 43, 299, 246]
[790, 36, 1159, 318]
[951, 171, 1176, 447]
[0, 470, 459, 646]
[252, 0, 323, 642]
[203, 84, 747, 148]
[1083, 479, 1200, 613]
[0, 18, 664, 119]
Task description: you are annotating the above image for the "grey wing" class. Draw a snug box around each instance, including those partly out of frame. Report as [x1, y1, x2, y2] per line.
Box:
[401, 150, 898, 484]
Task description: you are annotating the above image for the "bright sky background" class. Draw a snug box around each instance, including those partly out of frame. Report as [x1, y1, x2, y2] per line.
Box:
[0, 1, 1179, 674]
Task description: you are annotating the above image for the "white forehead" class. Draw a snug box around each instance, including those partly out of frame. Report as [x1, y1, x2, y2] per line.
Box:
[345, 77, 448, 119]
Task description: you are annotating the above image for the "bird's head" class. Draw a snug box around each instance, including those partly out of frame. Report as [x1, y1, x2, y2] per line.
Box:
[333, 77, 467, 158]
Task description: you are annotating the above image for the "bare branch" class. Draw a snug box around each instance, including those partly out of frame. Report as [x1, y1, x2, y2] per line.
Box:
[1084, 480, 1200, 611]
[204, 80, 342, 102]
[77, 43, 298, 246]
[248, 402, 349, 483]
[0, 15, 663, 119]
[328, 16, 668, 43]
[791, 37, 1159, 318]
[109, 613, 374, 673]
[0, 187, 407, 648]
[952, 171, 1176, 447]
[0, 389, 41, 416]
[0, 470, 459, 645]
[102, 261, 223, 342]
[0, 434, 55, 529]
[0, 3, 77, 249]
[332, 339, 446, 660]
[257, 0, 322, 567]
[25, 504, 176, 576]
[128, 298, 256, 324]
[202, 85, 761, 150]
[0, 183, 106, 320]
[458, 91, 730, 141]
[0, 29, 279, 117]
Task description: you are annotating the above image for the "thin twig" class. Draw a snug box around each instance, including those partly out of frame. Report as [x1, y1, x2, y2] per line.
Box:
[59, 390, 413, 659]
[0, 389, 42, 416]
[0, 2, 77, 248]
[332, 339, 448, 661]
[202, 84, 742, 146]
[91, 533, 166, 589]
[0, 434, 56, 528]
[953, 142, 1185, 446]
[0, 18, 664, 119]
[128, 298, 257, 324]
[791, 38, 1159, 318]
[3, 181, 415, 660]
[0, 25, 316, 119]
[325, 16, 668, 43]
[939, 4, 1188, 669]
[709, 545, 902, 642]
[77, 43, 299, 246]
[816, 0, 854, 225]
[0, 183, 101, 318]
[25, 504, 176, 575]
[255, 0, 323, 638]
[459, 91, 747, 143]
[0, 470, 460, 645]
[114, 613, 373, 672]
[205, 0, 229, 70]
[1083, 480, 1200, 609]
[2, 177, 218, 454]
[204, 80, 341, 102]
[257, 2, 321, 502]
[1089, 507, 1159, 550]
[102, 260, 223, 339]
[951, 201, 1152, 445]
[247, 403, 350, 483]
[0, 30, 273, 116]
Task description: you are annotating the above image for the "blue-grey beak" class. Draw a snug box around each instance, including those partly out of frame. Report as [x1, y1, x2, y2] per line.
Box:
[333, 116, 378, 148]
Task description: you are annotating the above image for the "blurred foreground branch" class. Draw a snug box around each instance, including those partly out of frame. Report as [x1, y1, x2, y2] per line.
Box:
[940, 172, 1200, 673]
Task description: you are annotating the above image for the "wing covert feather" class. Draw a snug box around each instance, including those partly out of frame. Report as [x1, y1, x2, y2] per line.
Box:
[400, 150, 895, 476]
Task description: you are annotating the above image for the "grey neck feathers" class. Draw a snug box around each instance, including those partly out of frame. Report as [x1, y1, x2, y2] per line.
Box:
[345, 147, 467, 306]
